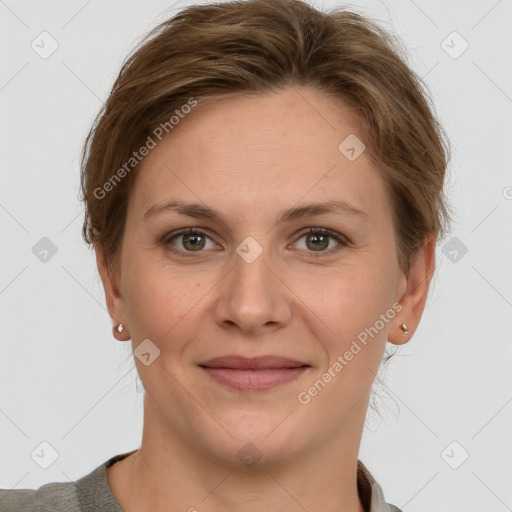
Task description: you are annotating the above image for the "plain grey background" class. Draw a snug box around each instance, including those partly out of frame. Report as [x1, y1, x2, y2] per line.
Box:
[1, 1, 511, 510]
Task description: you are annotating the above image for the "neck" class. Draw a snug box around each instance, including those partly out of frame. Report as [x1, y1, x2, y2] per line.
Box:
[107, 397, 369, 512]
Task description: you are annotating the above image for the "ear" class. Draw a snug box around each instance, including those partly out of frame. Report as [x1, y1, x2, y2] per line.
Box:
[95, 244, 130, 341]
[389, 233, 436, 345]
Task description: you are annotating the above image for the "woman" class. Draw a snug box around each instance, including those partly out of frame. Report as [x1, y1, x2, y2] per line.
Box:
[0, 0, 451, 510]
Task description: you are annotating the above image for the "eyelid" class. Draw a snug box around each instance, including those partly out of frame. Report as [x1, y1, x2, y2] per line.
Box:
[162, 226, 351, 257]
[296, 227, 351, 245]
[162, 227, 221, 258]
[290, 227, 350, 257]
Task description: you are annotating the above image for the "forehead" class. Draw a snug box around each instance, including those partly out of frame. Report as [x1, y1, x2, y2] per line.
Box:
[129, 87, 390, 223]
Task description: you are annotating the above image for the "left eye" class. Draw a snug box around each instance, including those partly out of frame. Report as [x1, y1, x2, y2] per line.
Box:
[163, 227, 348, 257]
[293, 228, 348, 254]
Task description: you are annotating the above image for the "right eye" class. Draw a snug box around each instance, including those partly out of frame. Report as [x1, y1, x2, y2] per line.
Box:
[163, 228, 221, 257]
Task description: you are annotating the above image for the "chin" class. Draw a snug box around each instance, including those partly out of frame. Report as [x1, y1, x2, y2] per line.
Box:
[195, 412, 310, 469]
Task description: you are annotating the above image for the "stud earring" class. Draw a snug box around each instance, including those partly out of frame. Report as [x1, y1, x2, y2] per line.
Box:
[399, 323, 409, 334]
[113, 323, 129, 340]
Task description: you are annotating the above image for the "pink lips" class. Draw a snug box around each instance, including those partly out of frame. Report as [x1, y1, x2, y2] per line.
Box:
[199, 355, 310, 391]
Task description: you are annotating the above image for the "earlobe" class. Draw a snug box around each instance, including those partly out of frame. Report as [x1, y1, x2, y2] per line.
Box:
[389, 233, 436, 345]
[399, 323, 409, 334]
[112, 322, 131, 342]
[389, 319, 411, 346]
[95, 245, 129, 339]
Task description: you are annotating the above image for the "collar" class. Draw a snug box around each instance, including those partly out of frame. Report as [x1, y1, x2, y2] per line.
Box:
[75, 450, 395, 512]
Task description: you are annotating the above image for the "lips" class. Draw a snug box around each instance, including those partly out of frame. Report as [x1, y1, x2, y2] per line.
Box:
[199, 355, 309, 370]
[198, 355, 310, 391]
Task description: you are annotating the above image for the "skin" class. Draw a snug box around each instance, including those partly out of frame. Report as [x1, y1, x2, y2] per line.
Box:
[97, 85, 435, 512]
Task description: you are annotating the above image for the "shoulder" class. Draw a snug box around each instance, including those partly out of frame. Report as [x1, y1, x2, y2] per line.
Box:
[0, 450, 136, 512]
[0, 481, 80, 512]
[357, 459, 403, 512]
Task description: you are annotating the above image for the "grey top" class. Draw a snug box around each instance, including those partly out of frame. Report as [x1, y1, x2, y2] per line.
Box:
[0, 450, 402, 512]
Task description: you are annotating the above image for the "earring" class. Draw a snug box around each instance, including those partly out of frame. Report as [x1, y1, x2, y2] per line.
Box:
[113, 323, 130, 341]
[399, 323, 409, 334]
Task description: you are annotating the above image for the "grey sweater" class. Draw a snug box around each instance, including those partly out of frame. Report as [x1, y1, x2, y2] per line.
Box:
[0, 451, 402, 511]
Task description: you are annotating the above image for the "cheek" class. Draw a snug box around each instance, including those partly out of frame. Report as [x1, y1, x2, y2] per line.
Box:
[310, 279, 395, 397]
[302, 269, 395, 409]
[122, 257, 194, 342]
[300, 261, 395, 345]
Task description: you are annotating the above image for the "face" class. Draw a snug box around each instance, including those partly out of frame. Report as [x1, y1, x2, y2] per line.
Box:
[99, 86, 426, 467]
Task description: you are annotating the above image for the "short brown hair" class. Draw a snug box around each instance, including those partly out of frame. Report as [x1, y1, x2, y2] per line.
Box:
[79, 0, 452, 278]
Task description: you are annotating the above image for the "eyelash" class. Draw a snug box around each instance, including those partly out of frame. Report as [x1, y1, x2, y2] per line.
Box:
[162, 227, 350, 259]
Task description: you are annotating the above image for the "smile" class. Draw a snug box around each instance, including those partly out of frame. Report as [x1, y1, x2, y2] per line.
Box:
[200, 366, 309, 391]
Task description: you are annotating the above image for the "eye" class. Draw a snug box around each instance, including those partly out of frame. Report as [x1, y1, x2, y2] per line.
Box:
[164, 228, 219, 257]
[291, 227, 349, 257]
[162, 227, 350, 258]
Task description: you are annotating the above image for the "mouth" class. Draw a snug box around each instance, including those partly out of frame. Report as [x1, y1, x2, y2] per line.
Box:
[198, 355, 311, 392]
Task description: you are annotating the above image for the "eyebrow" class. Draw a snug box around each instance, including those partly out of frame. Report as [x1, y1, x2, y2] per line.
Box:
[144, 199, 368, 226]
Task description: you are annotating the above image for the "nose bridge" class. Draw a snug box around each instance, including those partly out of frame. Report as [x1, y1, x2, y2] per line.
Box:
[235, 239, 272, 293]
[214, 236, 290, 332]
[231, 236, 276, 306]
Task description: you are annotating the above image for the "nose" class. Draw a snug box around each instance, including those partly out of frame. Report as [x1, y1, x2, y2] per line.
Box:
[213, 241, 292, 336]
